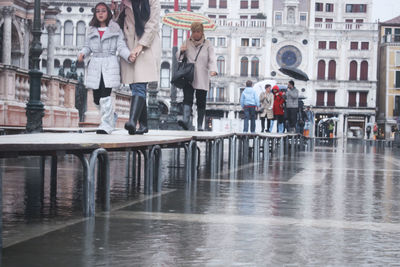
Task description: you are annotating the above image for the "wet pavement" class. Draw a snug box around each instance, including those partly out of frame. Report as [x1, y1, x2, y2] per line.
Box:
[2, 142, 400, 266]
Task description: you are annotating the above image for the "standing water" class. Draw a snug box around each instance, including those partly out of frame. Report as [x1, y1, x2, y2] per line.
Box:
[2, 141, 400, 266]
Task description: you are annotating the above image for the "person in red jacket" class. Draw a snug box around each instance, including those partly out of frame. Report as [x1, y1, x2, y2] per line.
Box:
[271, 85, 285, 133]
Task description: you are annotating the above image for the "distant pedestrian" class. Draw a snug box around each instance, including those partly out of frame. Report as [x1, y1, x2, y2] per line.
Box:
[304, 105, 314, 137]
[240, 80, 260, 133]
[285, 80, 299, 133]
[366, 125, 371, 139]
[259, 84, 274, 132]
[271, 85, 285, 133]
[77, 2, 134, 134]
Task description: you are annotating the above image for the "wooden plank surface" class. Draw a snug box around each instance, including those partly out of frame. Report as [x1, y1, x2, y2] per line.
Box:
[143, 130, 234, 140]
[0, 131, 192, 153]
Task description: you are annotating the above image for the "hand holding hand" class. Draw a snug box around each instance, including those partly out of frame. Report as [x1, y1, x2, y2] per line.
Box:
[210, 71, 217, 76]
[132, 45, 143, 58]
[128, 51, 136, 62]
[77, 53, 84, 62]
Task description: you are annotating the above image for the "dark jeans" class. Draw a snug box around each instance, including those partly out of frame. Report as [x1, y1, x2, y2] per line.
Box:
[183, 84, 207, 109]
[243, 107, 256, 133]
[260, 117, 271, 132]
[286, 108, 298, 129]
[93, 75, 112, 105]
[129, 83, 147, 99]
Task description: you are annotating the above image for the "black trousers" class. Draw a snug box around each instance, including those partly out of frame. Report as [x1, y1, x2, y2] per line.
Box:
[183, 84, 207, 110]
[93, 75, 112, 105]
[286, 108, 298, 129]
[260, 117, 271, 132]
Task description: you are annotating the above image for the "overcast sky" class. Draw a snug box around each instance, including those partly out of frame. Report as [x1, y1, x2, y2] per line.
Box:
[372, 0, 400, 22]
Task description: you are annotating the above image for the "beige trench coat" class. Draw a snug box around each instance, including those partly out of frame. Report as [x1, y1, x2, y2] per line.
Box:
[120, 0, 161, 84]
[176, 39, 217, 91]
[259, 91, 274, 119]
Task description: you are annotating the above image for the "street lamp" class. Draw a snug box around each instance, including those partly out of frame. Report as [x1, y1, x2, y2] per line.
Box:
[163, 0, 191, 130]
[26, 0, 44, 133]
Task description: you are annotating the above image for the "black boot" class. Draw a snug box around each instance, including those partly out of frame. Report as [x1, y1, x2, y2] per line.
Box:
[178, 104, 192, 130]
[197, 108, 205, 131]
[124, 95, 145, 135]
[136, 103, 148, 135]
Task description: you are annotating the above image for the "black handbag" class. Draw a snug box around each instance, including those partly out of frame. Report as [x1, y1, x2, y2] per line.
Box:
[171, 43, 204, 89]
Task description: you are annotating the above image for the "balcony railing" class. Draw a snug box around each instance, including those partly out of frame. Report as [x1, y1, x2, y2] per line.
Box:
[0, 64, 79, 127]
[207, 97, 227, 103]
[214, 18, 267, 28]
[313, 22, 377, 31]
[382, 34, 400, 43]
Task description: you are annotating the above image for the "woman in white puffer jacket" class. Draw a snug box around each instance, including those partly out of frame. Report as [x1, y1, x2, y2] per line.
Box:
[78, 2, 133, 134]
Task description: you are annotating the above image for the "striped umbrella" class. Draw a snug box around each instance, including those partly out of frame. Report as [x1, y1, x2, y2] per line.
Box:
[162, 11, 217, 31]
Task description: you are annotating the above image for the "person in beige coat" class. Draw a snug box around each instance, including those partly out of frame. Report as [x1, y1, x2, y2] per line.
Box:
[177, 22, 217, 131]
[115, 0, 161, 135]
[259, 84, 274, 132]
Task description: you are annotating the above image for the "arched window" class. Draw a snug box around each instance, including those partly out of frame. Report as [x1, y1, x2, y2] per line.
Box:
[360, 61, 368, 80]
[240, 57, 248, 76]
[54, 59, 60, 68]
[41, 59, 47, 73]
[160, 62, 170, 88]
[162, 25, 171, 49]
[54, 21, 61, 46]
[76, 21, 86, 47]
[317, 60, 325, 80]
[287, 7, 295, 24]
[63, 59, 72, 68]
[64, 21, 74, 46]
[251, 57, 259, 77]
[328, 60, 336, 80]
[349, 60, 357, 80]
[217, 56, 225, 76]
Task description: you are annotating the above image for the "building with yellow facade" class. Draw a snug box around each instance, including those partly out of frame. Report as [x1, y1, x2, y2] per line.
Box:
[377, 15, 400, 139]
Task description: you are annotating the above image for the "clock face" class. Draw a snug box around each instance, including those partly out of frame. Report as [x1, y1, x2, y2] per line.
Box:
[276, 45, 302, 68]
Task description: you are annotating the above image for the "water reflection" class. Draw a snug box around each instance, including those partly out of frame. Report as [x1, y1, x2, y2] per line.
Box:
[3, 144, 400, 266]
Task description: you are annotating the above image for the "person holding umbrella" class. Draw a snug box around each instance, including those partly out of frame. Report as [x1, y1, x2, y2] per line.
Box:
[259, 84, 274, 132]
[285, 80, 299, 133]
[114, 0, 161, 135]
[177, 22, 217, 131]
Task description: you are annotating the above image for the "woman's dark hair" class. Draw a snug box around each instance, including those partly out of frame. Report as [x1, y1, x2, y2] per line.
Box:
[89, 2, 113, 27]
[131, 0, 150, 37]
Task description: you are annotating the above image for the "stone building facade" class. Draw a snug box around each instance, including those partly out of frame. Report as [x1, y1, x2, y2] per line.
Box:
[377, 15, 400, 139]
[196, 0, 378, 137]
[0, 0, 379, 136]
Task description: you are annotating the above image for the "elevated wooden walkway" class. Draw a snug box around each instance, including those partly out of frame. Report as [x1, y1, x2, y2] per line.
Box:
[0, 129, 303, 251]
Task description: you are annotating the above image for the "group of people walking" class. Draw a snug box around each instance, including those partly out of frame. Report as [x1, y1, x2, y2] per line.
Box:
[241, 80, 300, 134]
[77, 0, 217, 134]
[77, 0, 160, 135]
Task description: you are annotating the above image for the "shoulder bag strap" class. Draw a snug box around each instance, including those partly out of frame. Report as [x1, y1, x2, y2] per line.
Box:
[194, 40, 206, 62]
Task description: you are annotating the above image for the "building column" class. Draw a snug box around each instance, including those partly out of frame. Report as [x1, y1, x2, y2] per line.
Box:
[46, 24, 57, 75]
[22, 20, 30, 69]
[2, 7, 14, 65]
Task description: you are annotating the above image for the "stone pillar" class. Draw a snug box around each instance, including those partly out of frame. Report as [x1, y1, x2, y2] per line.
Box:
[147, 81, 160, 129]
[46, 24, 57, 75]
[1, 7, 14, 65]
[22, 20, 30, 69]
